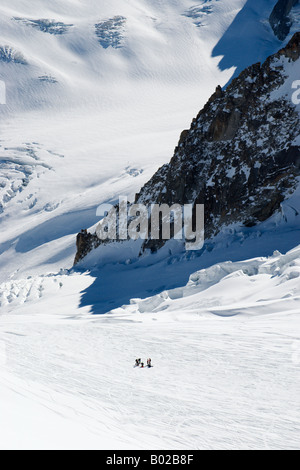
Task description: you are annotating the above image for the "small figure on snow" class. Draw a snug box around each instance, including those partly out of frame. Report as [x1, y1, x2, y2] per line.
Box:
[135, 358, 141, 367]
[147, 358, 152, 368]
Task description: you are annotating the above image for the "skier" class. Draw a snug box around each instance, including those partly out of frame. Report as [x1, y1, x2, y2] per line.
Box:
[147, 358, 152, 368]
[135, 358, 141, 367]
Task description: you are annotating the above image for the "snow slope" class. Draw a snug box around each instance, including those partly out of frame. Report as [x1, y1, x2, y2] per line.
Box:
[0, 0, 299, 450]
[0, 246, 299, 450]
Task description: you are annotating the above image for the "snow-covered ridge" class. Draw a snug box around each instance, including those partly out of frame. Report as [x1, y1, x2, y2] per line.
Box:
[130, 245, 300, 316]
[0, 271, 68, 309]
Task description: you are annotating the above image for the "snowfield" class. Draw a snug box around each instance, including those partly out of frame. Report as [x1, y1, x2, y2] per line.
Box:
[0, 246, 300, 450]
[0, 0, 299, 450]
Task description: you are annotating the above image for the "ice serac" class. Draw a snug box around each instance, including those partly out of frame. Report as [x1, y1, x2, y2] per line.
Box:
[74, 33, 300, 263]
[269, 0, 299, 41]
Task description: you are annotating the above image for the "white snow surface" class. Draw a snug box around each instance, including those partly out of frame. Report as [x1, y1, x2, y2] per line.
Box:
[0, 0, 299, 450]
[1, 246, 300, 450]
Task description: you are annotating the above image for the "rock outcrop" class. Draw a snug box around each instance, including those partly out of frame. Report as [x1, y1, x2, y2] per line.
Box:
[74, 33, 300, 264]
[74, 230, 96, 265]
[269, 0, 299, 41]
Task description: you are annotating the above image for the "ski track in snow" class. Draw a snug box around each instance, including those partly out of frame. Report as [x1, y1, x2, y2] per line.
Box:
[1, 305, 300, 450]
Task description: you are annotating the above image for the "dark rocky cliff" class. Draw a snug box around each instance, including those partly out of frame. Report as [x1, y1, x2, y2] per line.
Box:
[269, 0, 299, 41]
[74, 33, 300, 264]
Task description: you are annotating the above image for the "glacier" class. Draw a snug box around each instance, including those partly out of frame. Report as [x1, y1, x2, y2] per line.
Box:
[0, 0, 299, 450]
